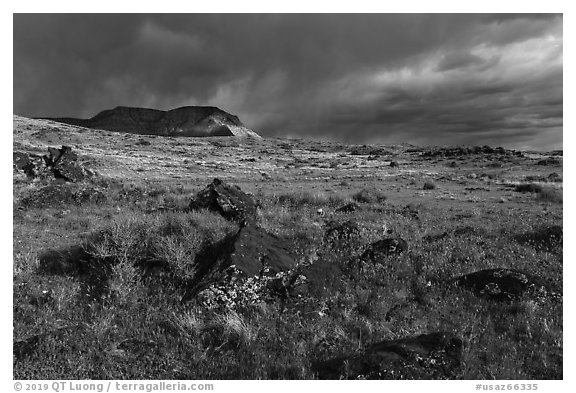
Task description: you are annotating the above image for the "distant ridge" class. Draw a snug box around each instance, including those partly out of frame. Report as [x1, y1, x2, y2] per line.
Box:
[43, 106, 261, 138]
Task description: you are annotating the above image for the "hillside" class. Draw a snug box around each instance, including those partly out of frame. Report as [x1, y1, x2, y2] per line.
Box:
[43, 106, 261, 138]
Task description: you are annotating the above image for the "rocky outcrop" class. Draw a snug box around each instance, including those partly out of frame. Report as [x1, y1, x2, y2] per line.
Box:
[20, 184, 106, 208]
[537, 158, 561, 166]
[44, 146, 91, 182]
[421, 145, 523, 158]
[46, 106, 261, 138]
[188, 178, 257, 227]
[313, 332, 463, 379]
[13, 146, 92, 182]
[454, 268, 552, 301]
[13, 152, 36, 177]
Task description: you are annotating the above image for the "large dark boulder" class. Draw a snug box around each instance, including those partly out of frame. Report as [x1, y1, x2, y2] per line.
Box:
[184, 224, 297, 299]
[454, 268, 550, 301]
[314, 332, 463, 379]
[188, 178, 257, 226]
[229, 225, 296, 276]
[38, 245, 94, 275]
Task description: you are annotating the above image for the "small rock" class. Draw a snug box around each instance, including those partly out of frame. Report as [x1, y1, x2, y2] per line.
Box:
[547, 172, 562, 182]
[336, 202, 359, 213]
[360, 237, 408, 264]
[13, 335, 42, 362]
[324, 220, 361, 244]
[422, 232, 449, 243]
[136, 139, 152, 146]
[399, 204, 420, 220]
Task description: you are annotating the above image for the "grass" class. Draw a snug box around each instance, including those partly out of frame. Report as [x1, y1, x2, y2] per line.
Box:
[13, 173, 562, 380]
[272, 190, 348, 209]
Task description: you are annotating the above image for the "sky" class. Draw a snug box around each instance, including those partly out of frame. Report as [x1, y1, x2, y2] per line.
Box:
[13, 14, 563, 150]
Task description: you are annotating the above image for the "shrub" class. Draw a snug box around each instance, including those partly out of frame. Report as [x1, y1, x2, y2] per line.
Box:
[352, 188, 387, 204]
[515, 183, 543, 193]
[537, 186, 563, 204]
[88, 210, 238, 281]
[147, 187, 167, 198]
[423, 181, 437, 190]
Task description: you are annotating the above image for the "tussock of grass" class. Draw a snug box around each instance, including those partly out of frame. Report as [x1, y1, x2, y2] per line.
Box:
[537, 186, 563, 204]
[514, 183, 562, 204]
[352, 188, 387, 204]
[274, 191, 347, 208]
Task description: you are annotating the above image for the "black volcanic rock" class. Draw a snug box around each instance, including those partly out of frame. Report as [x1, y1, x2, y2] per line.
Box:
[43, 146, 89, 182]
[20, 184, 106, 208]
[188, 178, 257, 227]
[421, 145, 517, 158]
[183, 224, 297, 300]
[453, 268, 551, 301]
[360, 237, 409, 262]
[13, 152, 36, 177]
[314, 332, 463, 379]
[46, 106, 261, 138]
[14, 146, 92, 182]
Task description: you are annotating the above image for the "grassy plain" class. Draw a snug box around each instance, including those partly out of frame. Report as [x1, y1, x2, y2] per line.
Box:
[13, 116, 562, 379]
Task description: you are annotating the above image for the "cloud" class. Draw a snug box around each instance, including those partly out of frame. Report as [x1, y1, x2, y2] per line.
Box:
[436, 51, 489, 71]
[13, 14, 562, 149]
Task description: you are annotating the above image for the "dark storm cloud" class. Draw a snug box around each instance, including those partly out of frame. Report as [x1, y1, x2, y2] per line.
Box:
[13, 13, 562, 149]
